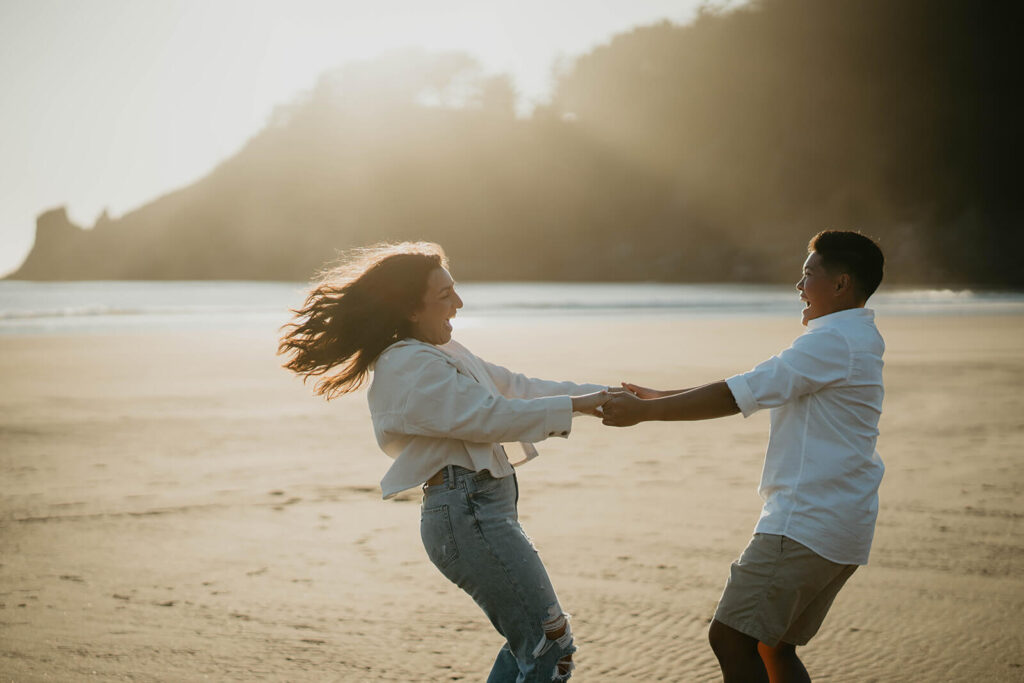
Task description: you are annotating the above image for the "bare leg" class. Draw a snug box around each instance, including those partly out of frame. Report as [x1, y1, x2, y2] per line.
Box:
[541, 613, 574, 680]
[708, 619, 769, 683]
[758, 641, 811, 683]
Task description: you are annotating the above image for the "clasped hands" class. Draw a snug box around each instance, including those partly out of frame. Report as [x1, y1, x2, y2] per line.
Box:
[572, 383, 665, 427]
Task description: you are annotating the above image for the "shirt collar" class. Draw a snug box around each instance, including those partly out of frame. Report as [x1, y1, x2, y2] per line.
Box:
[806, 306, 874, 329]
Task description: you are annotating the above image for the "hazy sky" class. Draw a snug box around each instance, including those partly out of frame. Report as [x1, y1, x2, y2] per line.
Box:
[0, 0, 733, 277]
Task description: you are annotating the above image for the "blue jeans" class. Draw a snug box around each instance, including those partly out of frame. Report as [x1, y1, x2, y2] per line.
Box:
[420, 465, 576, 682]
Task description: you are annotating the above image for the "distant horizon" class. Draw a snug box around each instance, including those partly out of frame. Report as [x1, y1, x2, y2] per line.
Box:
[0, 0, 721, 277]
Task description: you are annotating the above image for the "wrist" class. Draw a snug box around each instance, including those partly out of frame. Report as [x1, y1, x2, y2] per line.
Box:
[571, 392, 596, 413]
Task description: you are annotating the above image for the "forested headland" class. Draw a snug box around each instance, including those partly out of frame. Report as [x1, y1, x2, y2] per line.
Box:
[12, 0, 1022, 286]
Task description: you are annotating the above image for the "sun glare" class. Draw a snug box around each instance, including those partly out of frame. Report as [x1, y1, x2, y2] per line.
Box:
[0, 0, 708, 277]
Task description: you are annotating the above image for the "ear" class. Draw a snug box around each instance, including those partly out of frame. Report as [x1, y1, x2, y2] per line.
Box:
[835, 272, 851, 295]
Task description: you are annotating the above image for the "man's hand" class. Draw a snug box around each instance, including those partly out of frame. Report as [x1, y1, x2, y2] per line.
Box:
[621, 382, 669, 399]
[601, 392, 652, 427]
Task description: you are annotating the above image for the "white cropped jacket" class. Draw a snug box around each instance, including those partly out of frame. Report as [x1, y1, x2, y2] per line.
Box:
[368, 338, 605, 499]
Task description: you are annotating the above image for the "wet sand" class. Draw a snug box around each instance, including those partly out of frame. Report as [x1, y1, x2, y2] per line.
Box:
[1, 315, 1022, 681]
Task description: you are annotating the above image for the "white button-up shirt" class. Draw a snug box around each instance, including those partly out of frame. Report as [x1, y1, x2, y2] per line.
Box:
[725, 308, 885, 565]
[369, 338, 606, 499]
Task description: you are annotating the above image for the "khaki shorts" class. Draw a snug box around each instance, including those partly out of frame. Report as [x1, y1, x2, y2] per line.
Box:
[713, 533, 857, 647]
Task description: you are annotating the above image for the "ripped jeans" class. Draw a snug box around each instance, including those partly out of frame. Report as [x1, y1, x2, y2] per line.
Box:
[421, 465, 576, 682]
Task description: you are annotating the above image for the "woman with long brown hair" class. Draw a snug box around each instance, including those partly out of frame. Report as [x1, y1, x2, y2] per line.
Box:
[279, 242, 608, 682]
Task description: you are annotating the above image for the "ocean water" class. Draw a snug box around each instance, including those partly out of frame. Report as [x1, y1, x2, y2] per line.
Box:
[0, 280, 1022, 335]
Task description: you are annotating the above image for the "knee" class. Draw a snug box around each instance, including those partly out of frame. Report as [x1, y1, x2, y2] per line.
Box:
[534, 606, 575, 681]
[538, 609, 572, 653]
[708, 619, 757, 661]
[758, 640, 798, 664]
[708, 619, 730, 654]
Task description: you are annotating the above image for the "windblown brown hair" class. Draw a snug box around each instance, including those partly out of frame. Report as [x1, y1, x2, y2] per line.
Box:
[278, 242, 448, 399]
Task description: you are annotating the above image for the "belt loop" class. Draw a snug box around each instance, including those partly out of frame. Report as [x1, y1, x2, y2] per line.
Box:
[446, 464, 456, 489]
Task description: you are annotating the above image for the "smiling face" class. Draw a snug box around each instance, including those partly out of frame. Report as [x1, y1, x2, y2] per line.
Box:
[796, 251, 846, 326]
[409, 267, 463, 345]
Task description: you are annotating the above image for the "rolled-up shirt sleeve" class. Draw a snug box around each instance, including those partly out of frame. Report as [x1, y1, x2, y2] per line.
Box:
[726, 328, 851, 417]
[396, 355, 573, 442]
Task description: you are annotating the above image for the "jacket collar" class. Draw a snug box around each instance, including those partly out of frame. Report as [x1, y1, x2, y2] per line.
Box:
[378, 337, 479, 380]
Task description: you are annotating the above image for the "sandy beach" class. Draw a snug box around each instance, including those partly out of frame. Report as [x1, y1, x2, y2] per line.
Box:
[1, 314, 1022, 682]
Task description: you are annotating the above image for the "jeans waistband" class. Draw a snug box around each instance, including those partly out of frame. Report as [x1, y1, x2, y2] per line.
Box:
[424, 464, 502, 491]
[442, 464, 476, 487]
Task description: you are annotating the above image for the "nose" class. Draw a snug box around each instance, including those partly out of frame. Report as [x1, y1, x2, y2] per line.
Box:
[454, 291, 464, 309]
[796, 276, 805, 292]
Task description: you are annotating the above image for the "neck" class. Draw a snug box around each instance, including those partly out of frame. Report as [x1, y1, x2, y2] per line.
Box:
[832, 299, 865, 315]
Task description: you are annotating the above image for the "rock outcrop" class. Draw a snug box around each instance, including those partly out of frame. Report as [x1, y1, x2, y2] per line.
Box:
[9, 1, 1021, 285]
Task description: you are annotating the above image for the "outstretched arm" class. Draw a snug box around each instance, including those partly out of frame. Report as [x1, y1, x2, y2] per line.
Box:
[604, 328, 855, 428]
[383, 355, 610, 443]
[602, 380, 739, 427]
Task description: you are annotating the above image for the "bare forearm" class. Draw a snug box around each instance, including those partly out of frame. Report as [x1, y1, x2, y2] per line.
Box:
[621, 382, 697, 399]
[657, 382, 715, 398]
[603, 380, 739, 427]
[650, 387, 695, 398]
[648, 381, 739, 421]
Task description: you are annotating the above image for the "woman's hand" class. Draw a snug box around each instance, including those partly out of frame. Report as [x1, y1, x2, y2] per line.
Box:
[571, 390, 611, 417]
[621, 382, 669, 399]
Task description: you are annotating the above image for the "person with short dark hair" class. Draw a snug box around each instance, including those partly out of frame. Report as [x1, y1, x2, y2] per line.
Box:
[601, 230, 886, 682]
[807, 230, 885, 300]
